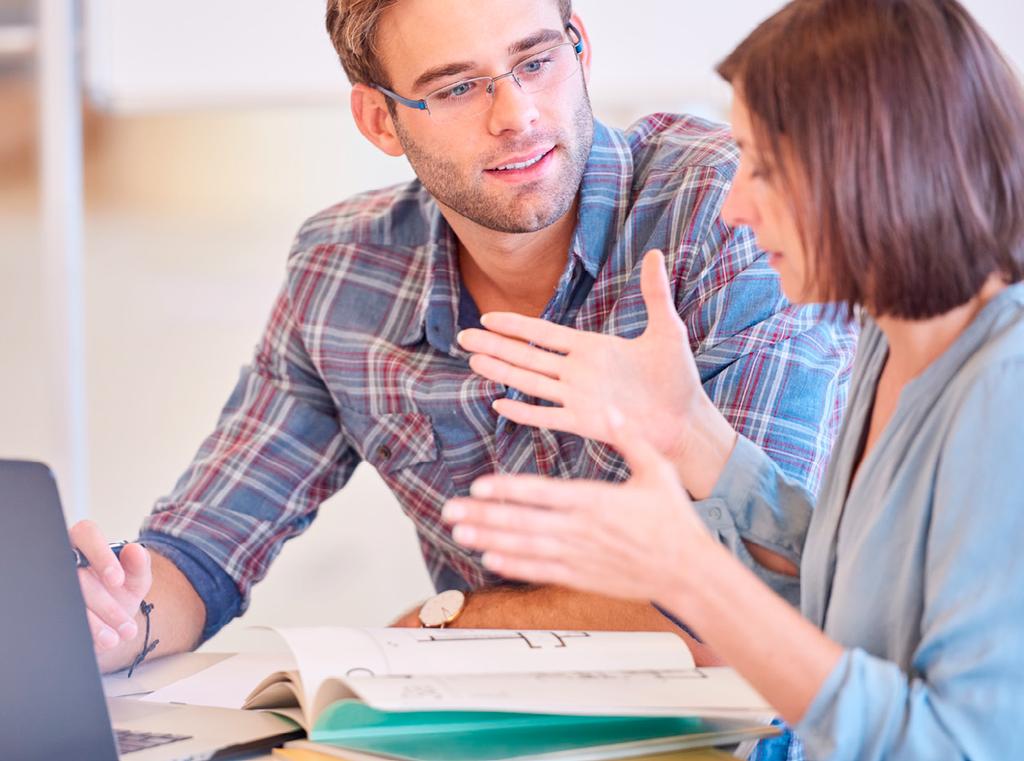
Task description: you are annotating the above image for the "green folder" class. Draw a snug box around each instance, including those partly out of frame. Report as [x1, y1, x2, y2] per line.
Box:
[310, 701, 771, 761]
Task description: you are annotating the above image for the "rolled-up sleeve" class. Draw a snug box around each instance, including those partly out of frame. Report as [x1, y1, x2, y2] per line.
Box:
[794, 363, 1024, 760]
[140, 277, 359, 639]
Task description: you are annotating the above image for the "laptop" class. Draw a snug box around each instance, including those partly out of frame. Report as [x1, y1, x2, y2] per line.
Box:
[0, 460, 303, 760]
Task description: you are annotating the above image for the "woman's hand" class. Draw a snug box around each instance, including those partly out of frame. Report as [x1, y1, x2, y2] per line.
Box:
[442, 407, 717, 608]
[458, 249, 737, 497]
[444, 408, 842, 726]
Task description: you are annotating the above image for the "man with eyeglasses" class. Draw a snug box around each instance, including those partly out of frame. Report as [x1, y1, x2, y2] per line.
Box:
[72, 0, 855, 674]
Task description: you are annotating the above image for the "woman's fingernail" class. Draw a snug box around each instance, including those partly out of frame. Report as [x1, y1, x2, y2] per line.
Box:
[452, 525, 476, 544]
[98, 628, 118, 649]
[470, 480, 493, 498]
[118, 621, 138, 640]
[442, 502, 465, 521]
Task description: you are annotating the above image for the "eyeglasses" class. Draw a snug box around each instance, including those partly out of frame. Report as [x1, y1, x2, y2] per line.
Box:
[374, 23, 585, 124]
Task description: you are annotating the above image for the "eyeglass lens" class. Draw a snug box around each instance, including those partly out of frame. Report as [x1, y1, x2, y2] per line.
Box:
[426, 43, 581, 121]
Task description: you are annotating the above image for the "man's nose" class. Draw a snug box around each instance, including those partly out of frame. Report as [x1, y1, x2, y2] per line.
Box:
[486, 75, 540, 135]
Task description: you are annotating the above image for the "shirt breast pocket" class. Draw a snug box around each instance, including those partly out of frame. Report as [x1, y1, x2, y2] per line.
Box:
[340, 408, 440, 474]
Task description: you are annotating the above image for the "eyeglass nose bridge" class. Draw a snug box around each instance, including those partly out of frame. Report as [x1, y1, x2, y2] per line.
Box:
[484, 69, 525, 97]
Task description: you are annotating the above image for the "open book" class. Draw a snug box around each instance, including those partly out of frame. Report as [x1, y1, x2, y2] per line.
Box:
[239, 628, 773, 745]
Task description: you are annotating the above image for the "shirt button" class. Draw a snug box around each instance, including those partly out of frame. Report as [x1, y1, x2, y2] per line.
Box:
[708, 507, 722, 520]
[376, 445, 393, 461]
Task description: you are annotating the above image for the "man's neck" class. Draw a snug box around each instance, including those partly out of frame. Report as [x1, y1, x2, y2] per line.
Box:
[441, 199, 580, 318]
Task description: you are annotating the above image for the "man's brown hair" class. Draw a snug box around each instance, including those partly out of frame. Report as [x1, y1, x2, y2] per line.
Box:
[718, 0, 1024, 318]
[325, 0, 574, 89]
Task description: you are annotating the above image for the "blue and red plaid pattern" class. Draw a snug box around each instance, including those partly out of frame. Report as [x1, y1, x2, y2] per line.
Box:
[141, 115, 856, 618]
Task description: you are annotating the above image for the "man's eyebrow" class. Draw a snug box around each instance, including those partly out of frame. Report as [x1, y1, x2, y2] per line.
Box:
[410, 28, 566, 93]
[412, 62, 476, 93]
[508, 28, 564, 57]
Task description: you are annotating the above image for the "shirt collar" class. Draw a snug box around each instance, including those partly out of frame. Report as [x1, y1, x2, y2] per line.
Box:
[396, 196, 461, 350]
[572, 119, 634, 279]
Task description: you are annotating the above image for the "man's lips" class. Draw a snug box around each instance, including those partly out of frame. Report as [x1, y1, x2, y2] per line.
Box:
[486, 146, 555, 172]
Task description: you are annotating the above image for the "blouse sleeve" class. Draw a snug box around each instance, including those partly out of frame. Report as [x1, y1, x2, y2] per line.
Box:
[694, 434, 816, 605]
[794, 361, 1024, 760]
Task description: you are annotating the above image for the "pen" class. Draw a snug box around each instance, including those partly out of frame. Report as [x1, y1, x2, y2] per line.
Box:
[73, 540, 131, 569]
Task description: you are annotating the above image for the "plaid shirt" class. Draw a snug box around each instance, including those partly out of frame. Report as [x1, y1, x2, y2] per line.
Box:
[141, 115, 856, 638]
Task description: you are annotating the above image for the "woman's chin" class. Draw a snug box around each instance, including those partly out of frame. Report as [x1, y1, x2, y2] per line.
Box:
[778, 273, 808, 304]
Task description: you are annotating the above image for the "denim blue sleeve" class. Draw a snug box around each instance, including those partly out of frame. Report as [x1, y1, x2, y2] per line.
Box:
[138, 532, 243, 642]
[693, 434, 813, 605]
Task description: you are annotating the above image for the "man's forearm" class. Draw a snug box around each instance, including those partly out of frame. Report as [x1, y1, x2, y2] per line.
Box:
[450, 586, 723, 666]
[96, 549, 206, 674]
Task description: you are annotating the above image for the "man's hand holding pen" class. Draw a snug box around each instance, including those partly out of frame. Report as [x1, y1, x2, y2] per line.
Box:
[69, 521, 153, 655]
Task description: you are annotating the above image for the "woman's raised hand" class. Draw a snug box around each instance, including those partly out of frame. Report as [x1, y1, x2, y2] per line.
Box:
[458, 249, 737, 497]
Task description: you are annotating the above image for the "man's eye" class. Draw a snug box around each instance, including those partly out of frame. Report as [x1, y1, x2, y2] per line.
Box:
[437, 81, 477, 100]
[520, 57, 551, 75]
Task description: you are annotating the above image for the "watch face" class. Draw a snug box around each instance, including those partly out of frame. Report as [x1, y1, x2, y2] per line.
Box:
[419, 589, 466, 628]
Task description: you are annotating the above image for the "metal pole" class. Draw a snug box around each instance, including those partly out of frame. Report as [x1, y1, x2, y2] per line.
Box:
[37, 0, 89, 521]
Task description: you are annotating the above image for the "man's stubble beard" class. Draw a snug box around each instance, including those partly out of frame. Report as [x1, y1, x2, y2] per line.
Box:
[394, 89, 595, 234]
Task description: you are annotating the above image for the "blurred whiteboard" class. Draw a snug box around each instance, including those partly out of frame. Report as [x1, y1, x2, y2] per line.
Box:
[85, 0, 1024, 120]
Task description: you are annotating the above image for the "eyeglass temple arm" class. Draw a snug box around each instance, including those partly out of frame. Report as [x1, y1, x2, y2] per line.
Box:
[373, 84, 428, 111]
[566, 21, 584, 55]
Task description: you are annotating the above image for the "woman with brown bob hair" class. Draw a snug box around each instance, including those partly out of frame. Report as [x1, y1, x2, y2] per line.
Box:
[444, 0, 1024, 758]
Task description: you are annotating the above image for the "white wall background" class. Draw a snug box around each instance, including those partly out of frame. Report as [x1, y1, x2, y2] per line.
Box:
[2, 0, 1021, 652]
[84, 0, 1024, 119]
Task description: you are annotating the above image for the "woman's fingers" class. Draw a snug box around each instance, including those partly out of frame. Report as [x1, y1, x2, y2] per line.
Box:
[445, 497, 578, 536]
[458, 328, 565, 378]
[639, 249, 683, 334]
[452, 521, 568, 560]
[481, 553, 576, 588]
[491, 398, 574, 433]
[464, 472, 616, 513]
[468, 354, 565, 404]
[476, 312, 580, 353]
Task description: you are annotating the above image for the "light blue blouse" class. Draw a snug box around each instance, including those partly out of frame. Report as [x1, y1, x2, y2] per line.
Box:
[700, 283, 1024, 760]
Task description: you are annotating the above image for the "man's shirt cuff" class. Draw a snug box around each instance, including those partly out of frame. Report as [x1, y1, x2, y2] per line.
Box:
[138, 531, 243, 642]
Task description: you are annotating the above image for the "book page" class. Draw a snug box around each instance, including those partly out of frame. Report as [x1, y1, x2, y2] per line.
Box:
[342, 667, 773, 718]
[271, 628, 696, 720]
[141, 651, 296, 709]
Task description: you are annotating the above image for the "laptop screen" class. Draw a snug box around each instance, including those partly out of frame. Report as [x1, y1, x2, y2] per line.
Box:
[0, 460, 119, 760]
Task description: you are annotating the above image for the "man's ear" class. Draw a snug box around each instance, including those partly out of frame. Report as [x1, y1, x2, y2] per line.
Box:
[569, 12, 593, 85]
[350, 83, 405, 157]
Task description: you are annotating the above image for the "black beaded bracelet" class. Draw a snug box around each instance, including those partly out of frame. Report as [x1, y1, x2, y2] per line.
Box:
[126, 600, 159, 678]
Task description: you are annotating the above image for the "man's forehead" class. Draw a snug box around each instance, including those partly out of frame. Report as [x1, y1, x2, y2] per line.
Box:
[378, 0, 566, 86]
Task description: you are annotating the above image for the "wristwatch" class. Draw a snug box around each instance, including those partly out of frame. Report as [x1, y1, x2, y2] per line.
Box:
[418, 590, 466, 628]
